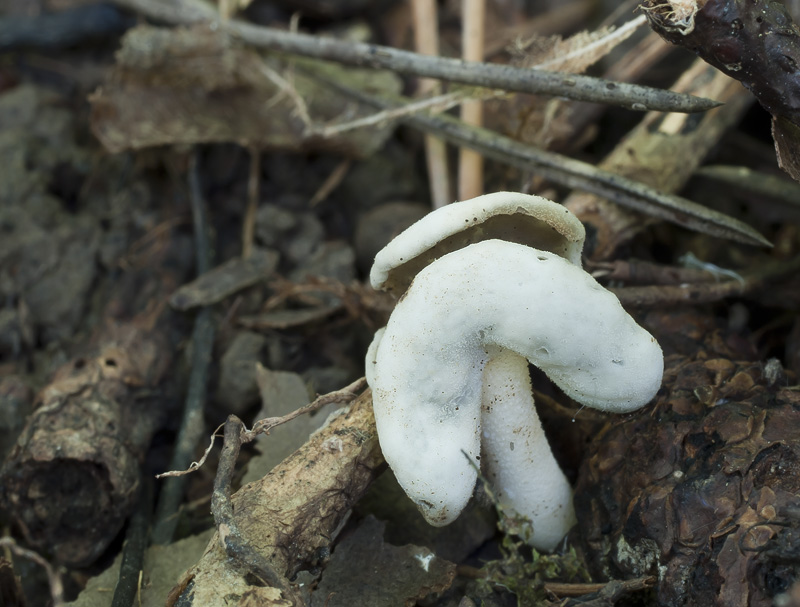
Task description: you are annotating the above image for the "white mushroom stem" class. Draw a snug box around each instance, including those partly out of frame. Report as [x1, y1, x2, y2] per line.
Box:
[481, 349, 576, 552]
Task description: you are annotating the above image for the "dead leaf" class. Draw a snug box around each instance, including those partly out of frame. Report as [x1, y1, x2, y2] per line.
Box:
[90, 24, 401, 156]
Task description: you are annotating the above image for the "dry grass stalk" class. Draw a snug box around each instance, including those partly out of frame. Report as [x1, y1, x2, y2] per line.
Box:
[412, 0, 452, 208]
[459, 0, 486, 200]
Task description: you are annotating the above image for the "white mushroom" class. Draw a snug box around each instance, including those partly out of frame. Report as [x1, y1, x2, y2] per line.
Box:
[366, 193, 663, 551]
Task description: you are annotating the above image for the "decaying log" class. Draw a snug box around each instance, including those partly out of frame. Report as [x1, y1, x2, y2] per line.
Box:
[575, 315, 800, 606]
[0, 320, 171, 567]
[168, 389, 383, 606]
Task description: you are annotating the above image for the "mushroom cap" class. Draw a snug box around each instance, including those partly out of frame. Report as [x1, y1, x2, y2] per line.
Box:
[370, 191, 585, 294]
[367, 240, 663, 526]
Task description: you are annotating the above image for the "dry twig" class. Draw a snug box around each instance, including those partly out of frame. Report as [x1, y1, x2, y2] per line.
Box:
[612, 254, 800, 307]
[211, 416, 296, 595]
[242, 147, 260, 259]
[152, 151, 216, 545]
[166, 389, 383, 606]
[156, 377, 367, 478]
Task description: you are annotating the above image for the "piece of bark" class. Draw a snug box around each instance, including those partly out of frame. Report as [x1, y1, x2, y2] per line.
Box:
[0, 321, 171, 567]
[564, 59, 752, 260]
[574, 337, 800, 606]
[90, 24, 401, 156]
[167, 389, 383, 606]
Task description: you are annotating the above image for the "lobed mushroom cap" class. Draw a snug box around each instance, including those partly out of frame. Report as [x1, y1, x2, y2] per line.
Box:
[367, 240, 663, 526]
[370, 191, 585, 294]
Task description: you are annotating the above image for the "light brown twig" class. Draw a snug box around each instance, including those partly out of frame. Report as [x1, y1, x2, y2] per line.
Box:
[156, 377, 367, 478]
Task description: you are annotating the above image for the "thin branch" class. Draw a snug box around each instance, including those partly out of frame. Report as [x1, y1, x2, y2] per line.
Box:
[110, 0, 721, 114]
[300, 67, 771, 248]
[309, 158, 351, 206]
[155, 423, 224, 479]
[588, 258, 729, 285]
[256, 61, 312, 128]
[211, 416, 293, 594]
[612, 254, 800, 307]
[152, 151, 217, 545]
[245, 376, 366, 441]
[309, 90, 466, 138]
[111, 475, 153, 607]
[242, 146, 260, 259]
[227, 21, 720, 113]
[544, 576, 655, 598]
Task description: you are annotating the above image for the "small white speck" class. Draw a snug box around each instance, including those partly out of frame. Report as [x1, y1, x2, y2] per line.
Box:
[322, 437, 343, 452]
[414, 550, 434, 572]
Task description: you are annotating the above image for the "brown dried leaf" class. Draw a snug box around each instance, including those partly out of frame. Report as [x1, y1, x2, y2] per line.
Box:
[516, 17, 645, 73]
[90, 24, 401, 156]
